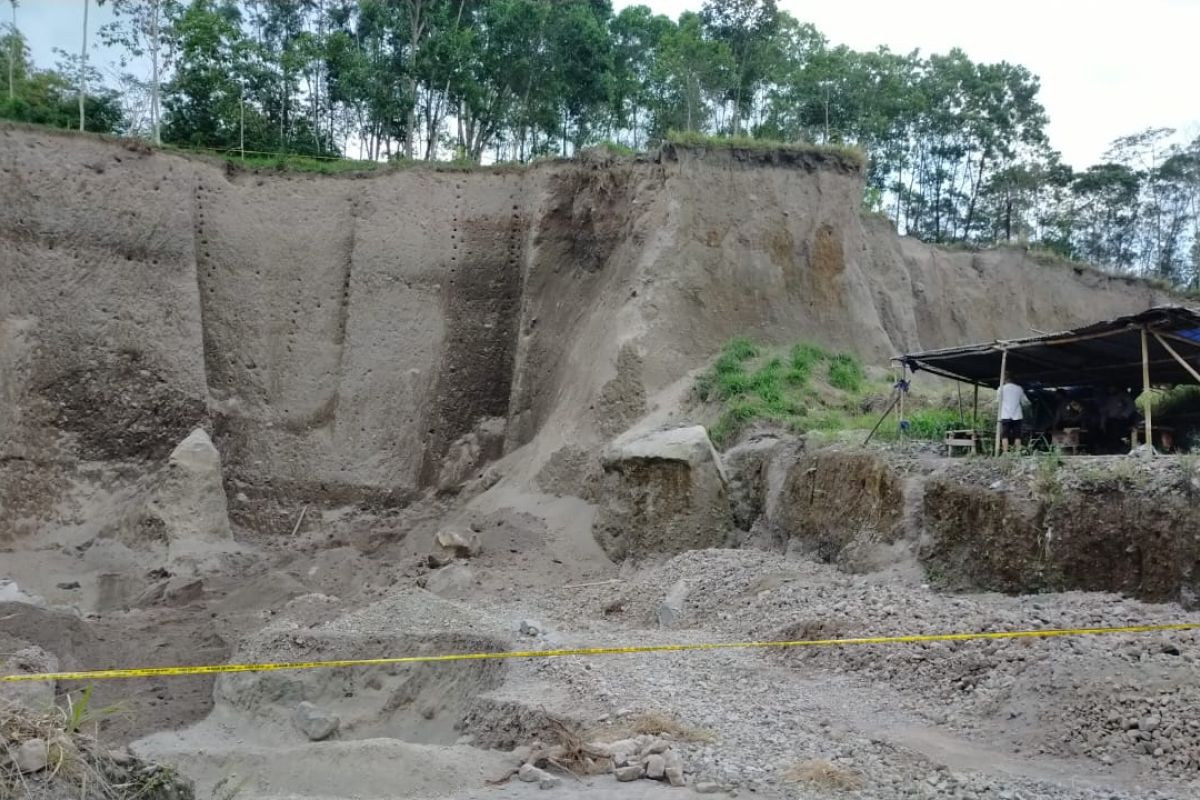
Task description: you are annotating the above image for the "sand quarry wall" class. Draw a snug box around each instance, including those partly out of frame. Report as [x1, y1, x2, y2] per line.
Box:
[0, 126, 1174, 515]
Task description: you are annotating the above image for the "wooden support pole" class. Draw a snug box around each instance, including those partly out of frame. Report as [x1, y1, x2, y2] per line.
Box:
[973, 384, 979, 429]
[863, 389, 902, 446]
[1152, 331, 1200, 385]
[1141, 327, 1153, 456]
[994, 348, 1008, 456]
[898, 364, 906, 437]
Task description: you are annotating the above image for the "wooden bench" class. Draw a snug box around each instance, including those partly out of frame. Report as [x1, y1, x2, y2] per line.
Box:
[945, 429, 983, 457]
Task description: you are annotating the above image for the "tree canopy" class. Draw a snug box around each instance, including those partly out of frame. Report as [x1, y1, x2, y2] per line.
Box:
[2, 0, 1197, 287]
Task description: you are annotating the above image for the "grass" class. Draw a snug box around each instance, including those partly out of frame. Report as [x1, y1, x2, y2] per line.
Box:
[698, 338, 887, 446]
[783, 759, 864, 791]
[0, 688, 181, 800]
[664, 130, 867, 170]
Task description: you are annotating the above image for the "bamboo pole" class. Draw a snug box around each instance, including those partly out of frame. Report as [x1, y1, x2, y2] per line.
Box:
[1152, 331, 1200, 385]
[994, 349, 1008, 456]
[898, 364, 906, 437]
[1141, 327, 1153, 456]
[973, 384, 979, 428]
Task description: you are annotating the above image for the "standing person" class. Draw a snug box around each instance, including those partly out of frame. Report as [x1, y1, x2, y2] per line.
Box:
[998, 374, 1029, 453]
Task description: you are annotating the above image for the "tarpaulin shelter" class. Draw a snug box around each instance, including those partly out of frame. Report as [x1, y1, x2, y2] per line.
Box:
[894, 306, 1200, 455]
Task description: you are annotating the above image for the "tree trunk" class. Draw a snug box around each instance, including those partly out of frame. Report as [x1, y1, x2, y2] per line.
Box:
[150, 0, 161, 144]
[8, 1, 15, 102]
[963, 154, 986, 241]
[79, 0, 89, 132]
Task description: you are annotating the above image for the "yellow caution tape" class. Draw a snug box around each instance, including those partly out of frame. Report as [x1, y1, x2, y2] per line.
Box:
[2, 623, 1196, 683]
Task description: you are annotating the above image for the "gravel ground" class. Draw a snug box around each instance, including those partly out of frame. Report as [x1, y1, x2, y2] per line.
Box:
[460, 548, 1200, 799]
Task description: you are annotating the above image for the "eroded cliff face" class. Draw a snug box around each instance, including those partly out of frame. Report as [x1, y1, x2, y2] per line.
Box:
[0, 126, 1172, 524]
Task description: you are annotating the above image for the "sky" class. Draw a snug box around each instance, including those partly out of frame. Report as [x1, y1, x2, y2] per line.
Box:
[11, 0, 1200, 168]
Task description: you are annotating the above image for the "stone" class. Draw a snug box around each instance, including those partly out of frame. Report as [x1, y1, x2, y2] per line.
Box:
[0, 579, 45, 607]
[645, 754, 666, 779]
[294, 701, 340, 741]
[665, 766, 686, 787]
[658, 581, 690, 628]
[1140, 715, 1162, 733]
[615, 765, 644, 782]
[595, 426, 732, 561]
[519, 764, 552, 784]
[434, 527, 482, 559]
[695, 782, 724, 794]
[16, 739, 48, 773]
[424, 563, 476, 598]
[643, 738, 671, 755]
[1, 645, 58, 712]
[144, 428, 237, 569]
[519, 620, 544, 637]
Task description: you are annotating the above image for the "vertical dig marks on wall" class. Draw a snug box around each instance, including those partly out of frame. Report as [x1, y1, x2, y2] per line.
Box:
[418, 179, 525, 486]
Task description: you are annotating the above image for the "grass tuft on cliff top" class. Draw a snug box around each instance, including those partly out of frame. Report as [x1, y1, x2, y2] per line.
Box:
[665, 130, 866, 170]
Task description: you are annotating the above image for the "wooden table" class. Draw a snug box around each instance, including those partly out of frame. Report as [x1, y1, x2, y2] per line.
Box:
[945, 429, 983, 456]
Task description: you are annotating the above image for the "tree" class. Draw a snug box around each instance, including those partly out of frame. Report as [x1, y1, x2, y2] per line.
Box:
[6, 0, 16, 102]
[161, 0, 247, 148]
[699, 0, 777, 134]
[99, 0, 176, 144]
[653, 11, 733, 134]
[79, 0, 89, 130]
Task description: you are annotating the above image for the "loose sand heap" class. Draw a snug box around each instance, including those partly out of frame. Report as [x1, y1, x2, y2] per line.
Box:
[2, 126, 1198, 799]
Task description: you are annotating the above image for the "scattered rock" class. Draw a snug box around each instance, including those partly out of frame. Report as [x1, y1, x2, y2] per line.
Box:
[0, 579, 46, 607]
[1139, 714, 1161, 732]
[56, 581, 81, 590]
[436, 527, 482, 561]
[615, 764, 644, 782]
[695, 782, 723, 794]
[519, 619, 544, 637]
[658, 580, 689, 629]
[665, 766, 686, 787]
[424, 563, 476, 598]
[294, 701, 339, 741]
[645, 753, 666, 779]
[519, 763, 561, 788]
[16, 738, 48, 773]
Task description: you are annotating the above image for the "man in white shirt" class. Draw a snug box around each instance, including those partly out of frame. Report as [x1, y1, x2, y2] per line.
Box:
[998, 375, 1029, 453]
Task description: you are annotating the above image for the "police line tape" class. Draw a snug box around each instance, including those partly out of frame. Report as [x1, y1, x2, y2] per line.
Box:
[2, 623, 1197, 684]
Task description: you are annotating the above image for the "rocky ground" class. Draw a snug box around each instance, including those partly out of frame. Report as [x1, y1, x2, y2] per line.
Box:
[6, 427, 1200, 800]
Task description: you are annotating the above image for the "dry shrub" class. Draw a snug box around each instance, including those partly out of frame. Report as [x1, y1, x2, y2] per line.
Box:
[488, 716, 613, 785]
[784, 759, 864, 791]
[587, 710, 715, 744]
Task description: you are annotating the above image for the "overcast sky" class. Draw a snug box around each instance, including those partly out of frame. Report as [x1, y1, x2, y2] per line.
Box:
[13, 0, 1199, 167]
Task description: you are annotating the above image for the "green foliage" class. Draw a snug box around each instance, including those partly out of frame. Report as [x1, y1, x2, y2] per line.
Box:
[699, 337, 868, 445]
[826, 353, 864, 392]
[901, 408, 962, 440]
[1032, 449, 1064, 504]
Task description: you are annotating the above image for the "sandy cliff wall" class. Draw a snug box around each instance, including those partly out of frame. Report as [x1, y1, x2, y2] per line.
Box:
[0, 126, 1175, 517]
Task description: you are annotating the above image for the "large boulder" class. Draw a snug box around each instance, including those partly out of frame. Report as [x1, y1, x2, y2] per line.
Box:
[146, 429, 235, 568]
[594, 426, 733, 561]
